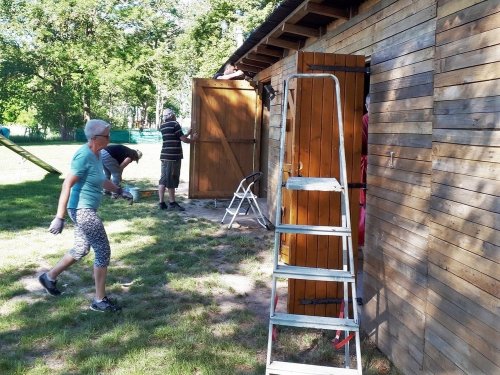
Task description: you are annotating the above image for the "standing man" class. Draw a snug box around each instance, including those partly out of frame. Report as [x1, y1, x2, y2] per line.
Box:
[158, 108, 196, 211]
[101, 144, 142, 196]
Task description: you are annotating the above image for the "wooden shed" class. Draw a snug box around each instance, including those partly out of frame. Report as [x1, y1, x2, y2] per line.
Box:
[191, 1, 500, 373]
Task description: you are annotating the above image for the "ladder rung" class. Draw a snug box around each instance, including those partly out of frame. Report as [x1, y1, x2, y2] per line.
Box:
[285, 177, 343, 192]
[267, 361, 358, 375]
[274, 265, 354, 282]
[270, 313, 359, 331]
[234, 192, 256, 198]
[276, 224, 351, 236]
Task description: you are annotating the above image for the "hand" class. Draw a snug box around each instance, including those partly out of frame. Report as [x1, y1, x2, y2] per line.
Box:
[49, 217, 65, 235]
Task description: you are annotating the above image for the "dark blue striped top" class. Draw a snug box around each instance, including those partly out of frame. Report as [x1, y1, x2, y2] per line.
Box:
[159, 120, 184, 161]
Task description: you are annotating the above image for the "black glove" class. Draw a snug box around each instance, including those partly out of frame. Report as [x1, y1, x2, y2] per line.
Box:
[49, 217, 65, 234]
[117, 187, 133, 203]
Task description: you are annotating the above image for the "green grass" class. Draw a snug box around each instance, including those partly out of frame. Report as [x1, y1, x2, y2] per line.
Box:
[0, 144, 400, 375]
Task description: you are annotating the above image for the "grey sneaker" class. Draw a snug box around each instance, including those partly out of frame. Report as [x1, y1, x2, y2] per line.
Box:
[90, 296, 122, 312]
[168, 201, 185, 211]
[38, 272, 61, 296]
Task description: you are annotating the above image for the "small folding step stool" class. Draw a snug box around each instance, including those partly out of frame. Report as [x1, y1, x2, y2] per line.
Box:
[266, 73, 362, 374]
[221, 172, 268, 229]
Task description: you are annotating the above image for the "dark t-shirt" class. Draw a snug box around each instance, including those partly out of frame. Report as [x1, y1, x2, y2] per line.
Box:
[105, 145, 135, 164]
[159, 120, 184, 161]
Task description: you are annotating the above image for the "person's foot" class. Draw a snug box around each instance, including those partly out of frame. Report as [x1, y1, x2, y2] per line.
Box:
[90, 296, 122, 312]
[158, 202, 168, 210]
[168, 201, 185, 211]
[38, 272, 61, 296]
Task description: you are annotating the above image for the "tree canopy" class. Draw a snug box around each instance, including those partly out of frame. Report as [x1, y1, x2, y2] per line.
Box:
[0, 0, 279, 138]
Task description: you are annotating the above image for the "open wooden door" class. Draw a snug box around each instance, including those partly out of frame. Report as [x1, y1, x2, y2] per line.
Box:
[283, 52, 365, 316]
[189, 79, 261, 198]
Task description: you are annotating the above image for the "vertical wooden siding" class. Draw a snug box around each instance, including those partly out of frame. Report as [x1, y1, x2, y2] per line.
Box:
[424, 1, 500, 374]
[286, 52, 364, 316]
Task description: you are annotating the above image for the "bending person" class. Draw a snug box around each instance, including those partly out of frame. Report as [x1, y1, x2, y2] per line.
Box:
[39, 119, 132, 312]
[101, 144, 142, 196]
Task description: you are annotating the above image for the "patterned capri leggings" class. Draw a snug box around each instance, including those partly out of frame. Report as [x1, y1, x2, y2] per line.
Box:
[67, 208, 111, 267]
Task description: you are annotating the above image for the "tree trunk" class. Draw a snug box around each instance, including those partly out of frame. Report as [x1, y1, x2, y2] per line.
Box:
[83, 92, 91, 121]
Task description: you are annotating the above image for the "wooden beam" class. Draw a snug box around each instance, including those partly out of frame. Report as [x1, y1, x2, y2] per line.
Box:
[240, 58, 270, 68]
[255, 45, 284, 58]
[236, 63, 262, 73]
[266, 37, 300, 50]
[305, 3, 349, 20]
[281, 23, 320, 37]
[246, 52, 279, 64]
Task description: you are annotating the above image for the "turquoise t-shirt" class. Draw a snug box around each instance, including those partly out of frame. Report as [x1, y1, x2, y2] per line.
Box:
[67, 144, 106, 209]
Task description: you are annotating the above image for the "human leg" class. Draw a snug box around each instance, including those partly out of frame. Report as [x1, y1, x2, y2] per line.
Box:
[166, 160, 184, 211]
[158, 161, 168, 209]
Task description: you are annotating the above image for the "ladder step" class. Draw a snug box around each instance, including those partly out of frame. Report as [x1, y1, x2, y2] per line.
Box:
[285, 177, 343, 192]
[270, 313, 359, 331]
[276, 224, 351, 236]
[267, 361, 358, 375]
[234, 192, 256, 198]
[274, 265, 354, 282]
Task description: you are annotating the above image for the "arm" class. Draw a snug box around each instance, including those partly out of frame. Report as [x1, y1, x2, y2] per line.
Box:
[119, 157, 133, 171]
[55, 174, 79, 219]
[180, 130, 198, 144]
[216, 70, 245, 80]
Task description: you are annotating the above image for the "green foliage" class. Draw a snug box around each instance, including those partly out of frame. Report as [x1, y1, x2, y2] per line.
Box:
[0, 0, 279, 134]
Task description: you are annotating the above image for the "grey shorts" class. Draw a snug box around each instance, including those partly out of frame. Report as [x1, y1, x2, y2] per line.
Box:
[67, 208, 111, 268]
[159, 160, 181, 188]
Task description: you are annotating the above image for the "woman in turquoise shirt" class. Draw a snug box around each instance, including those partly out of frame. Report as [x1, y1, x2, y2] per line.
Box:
[38, 119, 132, 312]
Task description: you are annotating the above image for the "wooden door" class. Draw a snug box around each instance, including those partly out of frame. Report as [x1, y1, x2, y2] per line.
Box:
[285, 52, 365, 316]
[189, 79, 261, 198]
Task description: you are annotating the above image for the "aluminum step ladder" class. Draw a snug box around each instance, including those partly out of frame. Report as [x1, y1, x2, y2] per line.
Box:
[266, 73, 362, 375]
[221, 171, 268, 229]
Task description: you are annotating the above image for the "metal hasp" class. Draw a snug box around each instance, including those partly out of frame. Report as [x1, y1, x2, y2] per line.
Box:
[266, 73, 362, 374]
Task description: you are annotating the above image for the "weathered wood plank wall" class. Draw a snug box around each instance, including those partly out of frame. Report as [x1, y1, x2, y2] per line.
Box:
[255, 1, 499, 373]
[425, 1, 500, 374]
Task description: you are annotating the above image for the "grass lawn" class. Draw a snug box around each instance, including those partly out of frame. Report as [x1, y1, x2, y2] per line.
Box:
[0, 143, 400, 375]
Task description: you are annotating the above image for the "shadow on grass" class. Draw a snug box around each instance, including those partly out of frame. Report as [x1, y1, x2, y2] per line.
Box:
[0, 173, 62, 233]
[0, 190, 270, 374]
